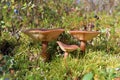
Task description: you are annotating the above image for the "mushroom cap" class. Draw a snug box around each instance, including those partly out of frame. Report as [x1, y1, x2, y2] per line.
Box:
[57, 41, 79, 52]
[69, 31, 100, 41]
[23, 28, 64, 42]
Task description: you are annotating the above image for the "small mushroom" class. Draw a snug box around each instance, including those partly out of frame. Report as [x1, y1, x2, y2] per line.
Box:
[23, 28, 64, 62]
[69, 31, 100, 52]
[114, 77, 120, 80]
[57, 41, 79, 59]
[9, 68, 15, 75]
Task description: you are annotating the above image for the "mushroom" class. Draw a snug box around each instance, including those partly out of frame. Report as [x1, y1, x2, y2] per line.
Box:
[114, 77, 120, 80]
[57, 41, 79, 59]
[9, 68, 15, 75]
[23, 28, 64, 61]
[69, 31, 100, 53]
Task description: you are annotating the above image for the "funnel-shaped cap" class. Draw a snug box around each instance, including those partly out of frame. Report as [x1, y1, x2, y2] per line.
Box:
[69, 31, 100, 41]
[23, 29, 64, 42]
[57, 41, 79, 52]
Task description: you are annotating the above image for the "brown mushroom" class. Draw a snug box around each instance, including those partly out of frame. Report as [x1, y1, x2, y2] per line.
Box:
[114, 77, 120, 80]
[9, 68, 15, 75]
[23, 28, 64, 62]
[69, 31, 100, 52]
[57, 41, 79, 59]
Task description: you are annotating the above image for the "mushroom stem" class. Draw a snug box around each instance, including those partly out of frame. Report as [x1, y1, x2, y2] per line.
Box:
[80, 40, 86, 53]
[41, 41, 49, 61]
[64, 51, 69, 59]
